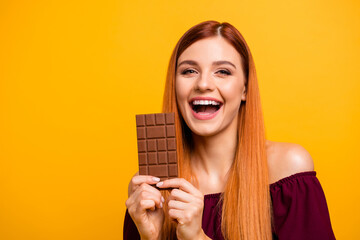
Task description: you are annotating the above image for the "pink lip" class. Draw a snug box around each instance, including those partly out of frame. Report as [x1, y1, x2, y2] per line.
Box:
[189, 97, 223, 120]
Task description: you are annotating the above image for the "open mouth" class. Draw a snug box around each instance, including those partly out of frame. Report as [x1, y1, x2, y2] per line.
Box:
[189, 99, 223, 114]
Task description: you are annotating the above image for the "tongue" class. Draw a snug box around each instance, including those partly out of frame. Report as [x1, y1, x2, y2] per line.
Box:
[197, 105, 218, 114]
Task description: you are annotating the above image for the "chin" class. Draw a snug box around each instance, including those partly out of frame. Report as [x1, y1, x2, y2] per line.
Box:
[187, 123, 220, 137]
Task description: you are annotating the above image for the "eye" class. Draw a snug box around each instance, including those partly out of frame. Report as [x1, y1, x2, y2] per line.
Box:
[181, 69, 197, 75]
[217, 69, 231, 75]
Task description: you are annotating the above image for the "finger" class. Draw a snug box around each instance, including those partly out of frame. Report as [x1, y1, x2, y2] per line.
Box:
[127, 191, 162, 214]
[129, 175, 161, 196]
[132, 175, 161, 186]
[138, 199, 156, 211]
[169, 188, 194, 203]
[168, 199, 187, 210]
[156, 178, 201, 196]
[137, 182, 162, 197]
[134, 183, 163, 209]
[128, 173, 160, 196]
[168, 208, 185, 225]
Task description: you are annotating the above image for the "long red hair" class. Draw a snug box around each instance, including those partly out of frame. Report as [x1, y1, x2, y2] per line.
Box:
[161, 20, 272, 240]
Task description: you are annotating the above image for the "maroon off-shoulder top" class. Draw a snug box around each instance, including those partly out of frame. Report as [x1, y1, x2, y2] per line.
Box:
[123, 171, 336, 239]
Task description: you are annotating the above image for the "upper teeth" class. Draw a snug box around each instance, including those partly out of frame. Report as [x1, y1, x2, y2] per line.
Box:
[192, 100, 220, 106]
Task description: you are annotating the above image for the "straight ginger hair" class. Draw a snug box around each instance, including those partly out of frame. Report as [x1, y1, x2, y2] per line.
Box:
[162, 20, 272, 240]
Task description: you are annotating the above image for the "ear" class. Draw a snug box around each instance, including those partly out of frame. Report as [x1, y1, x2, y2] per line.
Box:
[241, 86, 246, 101]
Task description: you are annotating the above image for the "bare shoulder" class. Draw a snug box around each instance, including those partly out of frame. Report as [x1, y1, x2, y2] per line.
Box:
[266, 140, 314, 184]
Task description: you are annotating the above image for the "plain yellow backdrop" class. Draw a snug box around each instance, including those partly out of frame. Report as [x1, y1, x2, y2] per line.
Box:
[1, 0, 359, 239]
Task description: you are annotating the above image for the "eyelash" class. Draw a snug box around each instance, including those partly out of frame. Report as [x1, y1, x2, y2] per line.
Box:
[181, 69, 196, 75]
[181, 69, 231, 76]
[217, 70, 231, 75]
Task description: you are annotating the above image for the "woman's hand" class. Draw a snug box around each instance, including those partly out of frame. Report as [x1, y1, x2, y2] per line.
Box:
[156, 178, 210, 240]
[126, 173, 164, 240]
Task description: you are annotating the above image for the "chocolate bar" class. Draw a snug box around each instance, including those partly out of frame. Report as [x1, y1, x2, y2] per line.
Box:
[136, 113, 178, 181]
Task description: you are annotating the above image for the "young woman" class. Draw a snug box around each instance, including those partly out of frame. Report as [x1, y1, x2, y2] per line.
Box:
[123, 20, 336, 240]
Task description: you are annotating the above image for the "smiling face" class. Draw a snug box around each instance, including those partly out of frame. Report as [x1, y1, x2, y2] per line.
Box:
[175, 36, 247, 137]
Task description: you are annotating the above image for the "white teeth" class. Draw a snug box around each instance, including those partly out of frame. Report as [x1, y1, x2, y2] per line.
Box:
[192, 100, 220, 106]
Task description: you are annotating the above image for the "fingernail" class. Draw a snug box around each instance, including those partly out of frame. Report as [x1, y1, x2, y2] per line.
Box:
[161, 196, 165, 203]
[160, 202, 163, 208]
[156, 182, 163, 187]
[152, 177, 160, 182]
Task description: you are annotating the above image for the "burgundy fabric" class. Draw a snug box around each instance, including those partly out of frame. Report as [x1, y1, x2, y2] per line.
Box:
[123, 171, 336, 240]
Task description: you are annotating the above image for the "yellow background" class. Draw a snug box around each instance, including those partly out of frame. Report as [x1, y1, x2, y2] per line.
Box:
[1, 0, 359, 239]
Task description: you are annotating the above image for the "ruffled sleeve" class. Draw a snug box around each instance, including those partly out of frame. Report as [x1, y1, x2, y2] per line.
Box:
[270, 171, 336, 240]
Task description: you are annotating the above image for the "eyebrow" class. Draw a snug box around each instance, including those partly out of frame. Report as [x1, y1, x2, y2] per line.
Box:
[177, 60, 237, 69]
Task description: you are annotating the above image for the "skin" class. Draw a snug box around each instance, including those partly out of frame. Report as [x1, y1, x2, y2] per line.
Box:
[174, 36, 247, 196]
[125, 175, 164, 240]
[175, 36, 246, 138]
[126, 36, 314, 240]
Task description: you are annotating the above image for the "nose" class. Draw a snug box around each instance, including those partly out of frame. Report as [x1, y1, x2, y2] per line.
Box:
[195, 71, 215, 92]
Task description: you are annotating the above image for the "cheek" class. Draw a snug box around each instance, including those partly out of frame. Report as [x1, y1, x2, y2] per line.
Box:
[175, 81, 182, 103]
[221, 82, 244, 103]
[175, 79, 190, 103]
[175, 79, 189, 112]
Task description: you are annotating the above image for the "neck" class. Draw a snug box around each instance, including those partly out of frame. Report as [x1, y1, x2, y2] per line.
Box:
[191, 121, 238, 181]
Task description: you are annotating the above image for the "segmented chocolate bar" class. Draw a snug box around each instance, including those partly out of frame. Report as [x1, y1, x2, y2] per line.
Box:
[136, 113, 178, 180]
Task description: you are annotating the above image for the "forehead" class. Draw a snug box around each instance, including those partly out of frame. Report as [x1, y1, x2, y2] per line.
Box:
[177, 36, 242, 67]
